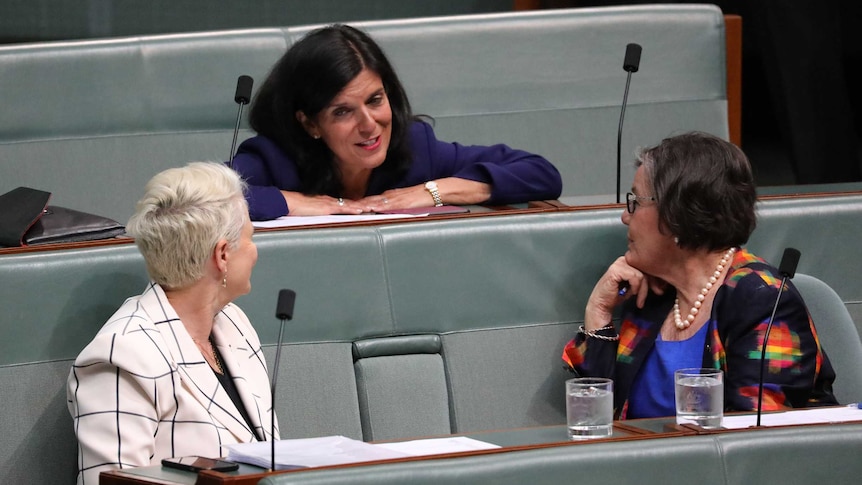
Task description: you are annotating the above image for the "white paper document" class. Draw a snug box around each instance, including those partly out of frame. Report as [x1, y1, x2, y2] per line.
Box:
[721, 405, 862, 429]
[373, 436, 502, 456]
[226, 435, 410, 470]
[252, 213, 418, 229]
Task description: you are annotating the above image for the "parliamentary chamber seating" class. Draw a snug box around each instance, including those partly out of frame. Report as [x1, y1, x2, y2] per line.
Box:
[1, 4, 861, 484]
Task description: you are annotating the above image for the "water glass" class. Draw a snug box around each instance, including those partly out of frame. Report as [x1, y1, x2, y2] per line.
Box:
[674, 368, 724, 428]
[566, 377, 613, 440]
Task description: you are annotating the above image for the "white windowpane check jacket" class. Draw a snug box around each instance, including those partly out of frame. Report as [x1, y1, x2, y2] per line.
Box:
[67, 283, 278, 485]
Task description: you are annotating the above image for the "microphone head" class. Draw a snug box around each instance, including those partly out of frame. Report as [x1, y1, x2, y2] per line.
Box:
[234, 75, 254, 105]
[778, 248, 801, 279]
[623, 43, 642, 73]
[275, 289, 296, 320]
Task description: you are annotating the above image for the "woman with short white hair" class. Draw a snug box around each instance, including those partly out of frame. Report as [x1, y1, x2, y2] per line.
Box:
[68, 162, 274, 484]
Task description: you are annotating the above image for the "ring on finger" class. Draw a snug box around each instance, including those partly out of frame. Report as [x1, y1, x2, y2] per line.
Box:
[337, 197, 345, 207]
[382, 197, 389, 204]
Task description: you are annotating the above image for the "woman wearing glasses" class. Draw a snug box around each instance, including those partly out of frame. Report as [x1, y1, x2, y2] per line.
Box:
[562, 132, 836, 419]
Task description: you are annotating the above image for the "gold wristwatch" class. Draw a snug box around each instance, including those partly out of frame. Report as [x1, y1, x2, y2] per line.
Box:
[424, 181, 443, 207]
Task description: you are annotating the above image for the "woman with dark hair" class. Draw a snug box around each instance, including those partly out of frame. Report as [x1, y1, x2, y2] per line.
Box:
[232, 24, 562, 220]
[562, 132, 836, 419]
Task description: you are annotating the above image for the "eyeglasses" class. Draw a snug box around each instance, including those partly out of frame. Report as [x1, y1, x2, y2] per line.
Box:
[626, 192, 656, 214]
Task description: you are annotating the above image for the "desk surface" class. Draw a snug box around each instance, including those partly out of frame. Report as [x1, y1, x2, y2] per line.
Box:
[0, 202, 553, 256]
[100, 418, 687, 485]
[101, 411, 862, 485]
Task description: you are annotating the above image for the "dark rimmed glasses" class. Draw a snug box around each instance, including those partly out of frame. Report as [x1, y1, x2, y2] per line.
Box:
[626, 192, 656, 214]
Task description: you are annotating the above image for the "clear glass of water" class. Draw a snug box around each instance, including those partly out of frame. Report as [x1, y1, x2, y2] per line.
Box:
[566, 377, 613, 440]
[674, 368, 724, 429]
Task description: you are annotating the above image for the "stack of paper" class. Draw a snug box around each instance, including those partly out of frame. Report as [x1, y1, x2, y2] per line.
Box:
[226, 435, 410, 470]
[374, 437, 501, 456]
[226, 435, 502, 471]
[252, 213, 416, 229]
[721, 405, 862, 429]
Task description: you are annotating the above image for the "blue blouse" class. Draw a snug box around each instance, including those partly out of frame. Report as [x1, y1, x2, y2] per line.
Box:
[627, 322, 709, 419]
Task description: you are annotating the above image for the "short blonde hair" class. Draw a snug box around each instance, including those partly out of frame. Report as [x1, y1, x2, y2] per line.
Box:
[126, 162, 248, 289]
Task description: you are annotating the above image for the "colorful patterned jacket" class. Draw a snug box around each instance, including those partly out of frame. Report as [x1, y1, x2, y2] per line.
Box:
[562, 248, 837, 419]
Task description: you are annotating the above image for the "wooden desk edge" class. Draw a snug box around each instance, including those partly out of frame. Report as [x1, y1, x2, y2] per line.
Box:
[100, 414, 862, 484]
[7, 190, 862, 256]
[101, 424, 693, 485]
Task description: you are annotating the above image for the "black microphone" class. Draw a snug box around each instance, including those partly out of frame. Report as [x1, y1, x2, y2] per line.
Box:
[228, 75, 254, 169]
[755, 248, 801, 426]
[269, 289, 296, 471]
[616, 43, 642, 204]
[623, 44, 642, 73]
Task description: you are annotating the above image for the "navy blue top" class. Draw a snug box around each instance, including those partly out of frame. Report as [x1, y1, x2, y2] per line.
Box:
[231, 120, 563, 220]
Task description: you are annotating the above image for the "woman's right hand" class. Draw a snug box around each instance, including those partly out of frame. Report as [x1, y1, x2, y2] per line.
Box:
[281, 191, 365, 216]
[584, 257, 658, 332]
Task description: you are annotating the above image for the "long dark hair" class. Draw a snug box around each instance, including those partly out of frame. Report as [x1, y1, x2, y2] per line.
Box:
[249, 24, 414, 196]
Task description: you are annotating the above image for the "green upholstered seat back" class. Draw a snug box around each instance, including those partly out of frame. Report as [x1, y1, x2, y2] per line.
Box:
[0, 5, 728, 222]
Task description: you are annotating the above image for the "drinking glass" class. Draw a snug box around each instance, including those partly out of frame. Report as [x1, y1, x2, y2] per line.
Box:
[674, 368, 724, 428]
[566, 377, 613, 440]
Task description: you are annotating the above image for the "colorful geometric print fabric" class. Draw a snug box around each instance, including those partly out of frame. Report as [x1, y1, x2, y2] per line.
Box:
[561, 248, 837, 419]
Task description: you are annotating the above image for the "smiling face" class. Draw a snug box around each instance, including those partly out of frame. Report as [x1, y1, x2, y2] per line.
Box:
[621, 165, 676, 274]
[297, 68, 392, 177]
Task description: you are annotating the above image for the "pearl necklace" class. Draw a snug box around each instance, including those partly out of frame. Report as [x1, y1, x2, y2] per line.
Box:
[673, 247, 736, 330]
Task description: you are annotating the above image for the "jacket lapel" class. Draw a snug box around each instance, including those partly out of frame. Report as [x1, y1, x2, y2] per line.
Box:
[212, 309, 275, 441]
[139, 284, 259, 443]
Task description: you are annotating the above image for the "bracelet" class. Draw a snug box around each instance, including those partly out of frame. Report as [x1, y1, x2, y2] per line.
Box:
[579, 324, 620, 341]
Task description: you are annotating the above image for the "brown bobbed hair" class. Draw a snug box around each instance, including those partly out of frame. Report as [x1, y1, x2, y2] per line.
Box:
[636, 132, 757, 251]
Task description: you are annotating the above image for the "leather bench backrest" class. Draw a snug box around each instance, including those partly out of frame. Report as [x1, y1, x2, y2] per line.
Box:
[0, 4, 728, 223]
[716, 424, 862, 485]
[793, 274, 862, 404]
[0, 1, 515, 43]
[0, 30, 288, 223]
[353, 335, 451, 441]
[2, 194, 861, 483]
[342, 4, 729, 204]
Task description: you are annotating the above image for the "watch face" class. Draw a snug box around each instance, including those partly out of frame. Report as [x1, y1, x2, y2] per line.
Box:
[425, 181, 437, 190]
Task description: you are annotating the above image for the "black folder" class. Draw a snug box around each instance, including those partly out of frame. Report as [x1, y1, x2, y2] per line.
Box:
[0, 186, 125, 247]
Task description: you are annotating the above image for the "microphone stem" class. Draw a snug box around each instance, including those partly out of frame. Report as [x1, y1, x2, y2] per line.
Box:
[270, 318, 287, 471]
[616, 72, 633, 204]
[228, 104, 246, 169]
[756, 276, 788, 426]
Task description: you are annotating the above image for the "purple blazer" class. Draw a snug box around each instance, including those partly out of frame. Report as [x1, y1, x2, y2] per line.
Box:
[231, 120, 562, 220]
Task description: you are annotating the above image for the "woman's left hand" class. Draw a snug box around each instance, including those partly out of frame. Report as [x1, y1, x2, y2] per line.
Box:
[358, 178, 491, 212]
[357, 185, 428, 212]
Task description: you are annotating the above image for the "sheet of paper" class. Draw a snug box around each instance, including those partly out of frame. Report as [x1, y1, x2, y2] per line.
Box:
[226, 435, 410, 470]
[373, 436, 501, 456]
[252, 213, 419, 229]
[721, 405, 862, 429]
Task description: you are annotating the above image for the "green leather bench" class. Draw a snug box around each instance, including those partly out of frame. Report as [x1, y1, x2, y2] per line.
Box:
[2, 193, 861, 484]
[0, 0, 516, 43]
[0, 4, 730, 223]
[255, 424, 862, 485]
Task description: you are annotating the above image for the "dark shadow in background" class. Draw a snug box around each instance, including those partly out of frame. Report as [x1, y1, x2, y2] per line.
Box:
[538, 0, 862, 186]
